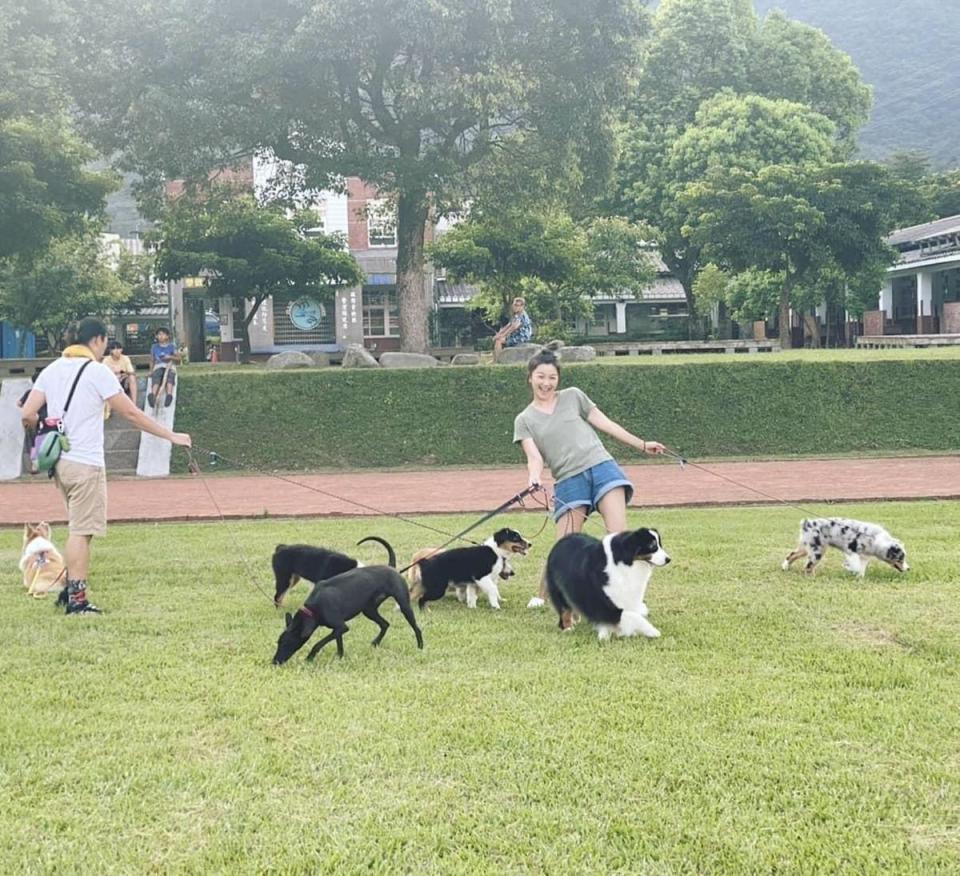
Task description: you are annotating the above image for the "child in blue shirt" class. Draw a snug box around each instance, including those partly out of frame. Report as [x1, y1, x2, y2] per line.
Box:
[147, 327, 182, 408]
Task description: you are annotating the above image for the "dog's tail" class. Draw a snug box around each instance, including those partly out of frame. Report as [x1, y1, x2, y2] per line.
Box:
[357, 536, 396, 568]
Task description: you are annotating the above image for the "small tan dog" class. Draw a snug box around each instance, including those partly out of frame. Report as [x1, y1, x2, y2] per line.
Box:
[20, 522, 67, 598]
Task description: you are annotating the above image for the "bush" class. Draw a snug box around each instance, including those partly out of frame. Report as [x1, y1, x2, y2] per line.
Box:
[173, 359, 960, 471]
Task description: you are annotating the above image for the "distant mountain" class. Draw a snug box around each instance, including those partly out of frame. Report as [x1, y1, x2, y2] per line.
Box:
[754, 0, 960, 167]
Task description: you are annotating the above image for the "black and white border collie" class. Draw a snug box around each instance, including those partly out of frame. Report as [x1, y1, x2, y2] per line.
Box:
[545, 528, 670, 640]
[782, 518, 908, 577]
[413, 528, 531, 610]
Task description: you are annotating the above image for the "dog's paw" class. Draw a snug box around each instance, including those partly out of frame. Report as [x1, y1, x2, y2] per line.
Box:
[527, 596, 545, 609]
[644, 625, 661, 639]
[780, 560, 790, 571]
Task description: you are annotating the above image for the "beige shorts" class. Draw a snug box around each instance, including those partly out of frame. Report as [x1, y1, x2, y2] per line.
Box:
[55, 459, 107, 536]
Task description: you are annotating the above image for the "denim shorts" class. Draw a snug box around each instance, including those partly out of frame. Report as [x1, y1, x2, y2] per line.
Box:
[552, 459, 634, 521]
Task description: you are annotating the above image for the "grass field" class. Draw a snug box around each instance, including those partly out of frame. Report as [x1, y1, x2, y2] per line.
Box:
[2, 501, 958, 873]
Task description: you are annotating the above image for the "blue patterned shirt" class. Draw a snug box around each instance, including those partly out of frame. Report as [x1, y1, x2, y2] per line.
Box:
[506, 310, 533, 346]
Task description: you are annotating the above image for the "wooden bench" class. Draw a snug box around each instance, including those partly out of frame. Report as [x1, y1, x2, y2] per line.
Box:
[856, 334, 960, 349]
[589, 339, 781, 357]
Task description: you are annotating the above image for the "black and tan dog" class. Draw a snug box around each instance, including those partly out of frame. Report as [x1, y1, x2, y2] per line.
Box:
[272, 536, 392, 606]
[409, 528, 531, 610]
[272, 539, 423, 665]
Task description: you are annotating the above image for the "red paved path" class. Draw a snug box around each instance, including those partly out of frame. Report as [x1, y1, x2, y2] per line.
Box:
[2, 456, 958, 526]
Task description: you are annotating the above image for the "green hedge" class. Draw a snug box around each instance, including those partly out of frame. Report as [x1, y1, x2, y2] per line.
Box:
[172, 360, 960, 471]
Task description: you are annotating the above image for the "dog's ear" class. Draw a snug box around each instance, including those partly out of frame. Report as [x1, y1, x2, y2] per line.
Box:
[630, 528, 661, 558]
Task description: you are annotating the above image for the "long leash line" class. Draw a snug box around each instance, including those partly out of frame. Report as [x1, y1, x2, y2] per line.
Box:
[185, 449, 279, 606]
[186, 447, 547, 598]
[395, 485, 545, 575]
[659, 447, 828, 519]
[191, 445, 488, 546]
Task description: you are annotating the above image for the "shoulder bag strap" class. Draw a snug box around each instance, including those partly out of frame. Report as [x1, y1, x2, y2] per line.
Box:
[62, 359, 93, 418]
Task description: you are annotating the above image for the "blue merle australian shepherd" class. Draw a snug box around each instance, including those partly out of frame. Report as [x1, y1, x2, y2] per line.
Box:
[782, 518, 908, 577]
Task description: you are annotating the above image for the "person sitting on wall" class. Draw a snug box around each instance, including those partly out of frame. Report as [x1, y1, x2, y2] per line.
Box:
[494, 297, 534, 356]
[105, 340, 138, 406]
[147, 327, 181, 409]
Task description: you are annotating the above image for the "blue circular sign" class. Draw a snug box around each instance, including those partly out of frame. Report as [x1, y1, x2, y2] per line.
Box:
[288, 298, 326, 331]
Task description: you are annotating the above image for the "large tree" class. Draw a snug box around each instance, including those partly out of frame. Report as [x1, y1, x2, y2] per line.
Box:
[0, 1, 116, 263]
[429, 212, 654, 341]
[681, 161, 900, 347]
[0, 226, 133, 352]
[65, 0, 648, 352]
[152, 188, 363, 359]
[615, 0, 871, 320]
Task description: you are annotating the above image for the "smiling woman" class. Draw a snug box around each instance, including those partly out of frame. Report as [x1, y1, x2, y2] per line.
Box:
[513, 348, 670, 606]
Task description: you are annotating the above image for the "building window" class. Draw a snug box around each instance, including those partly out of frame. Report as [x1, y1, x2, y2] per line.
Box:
[367, 199, 397, 248]
[363, 287, 400, 337]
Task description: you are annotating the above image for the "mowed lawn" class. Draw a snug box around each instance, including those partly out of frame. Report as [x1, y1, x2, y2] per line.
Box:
[1, 501, 958, 874]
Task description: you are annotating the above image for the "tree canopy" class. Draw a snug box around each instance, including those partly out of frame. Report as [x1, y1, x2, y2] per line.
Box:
[66, 0, 648, 352]
[0, 226, 133, 352]
[615, 0, 874, 332]
[152, 188, 363, 358]
[429, 212, 654, 341]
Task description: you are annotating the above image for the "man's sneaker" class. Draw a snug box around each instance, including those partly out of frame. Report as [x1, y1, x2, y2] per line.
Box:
[66, 601, 102, 615]
[147, 392, 156, 407]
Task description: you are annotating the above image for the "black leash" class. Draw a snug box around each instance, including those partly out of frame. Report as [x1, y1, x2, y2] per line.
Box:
[186, 447, 545, 595]
[396, 485, 542, 575]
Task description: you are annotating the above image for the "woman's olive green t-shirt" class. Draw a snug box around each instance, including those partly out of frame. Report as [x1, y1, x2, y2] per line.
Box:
[512, 387, 612, 483]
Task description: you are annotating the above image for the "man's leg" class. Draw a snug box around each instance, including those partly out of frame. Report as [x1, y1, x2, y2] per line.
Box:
[65, 534, 92, 580]
[56, 461, 105, 614]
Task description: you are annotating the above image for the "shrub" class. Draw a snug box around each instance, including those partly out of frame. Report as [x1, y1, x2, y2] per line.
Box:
[173, 359, 960, 471]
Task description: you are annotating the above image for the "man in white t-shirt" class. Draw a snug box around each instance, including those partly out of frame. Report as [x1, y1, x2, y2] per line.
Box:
[20, 318, 192, 614]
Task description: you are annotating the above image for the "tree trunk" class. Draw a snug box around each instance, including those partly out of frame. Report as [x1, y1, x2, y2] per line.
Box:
[803, 312, 821, 348]
[239, 293, 268, 363]
[396, 189, 431, 353]
[778, 277, 793, 349]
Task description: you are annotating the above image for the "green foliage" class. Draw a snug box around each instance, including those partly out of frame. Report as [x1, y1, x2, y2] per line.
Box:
[1, 501, 959, 871]
[681, 161, 902, 345]
[0, 117, 116, 264]
[0, 2, 116, 264]
[0, 227, 134, 352]
[756, 0, 958, 166]
[429, 212, 654, 331]
[616, 0, 874, 316]
[66, 0, 648, 351]
[172, 358, 960, 472]
[152, 188, 362, 356]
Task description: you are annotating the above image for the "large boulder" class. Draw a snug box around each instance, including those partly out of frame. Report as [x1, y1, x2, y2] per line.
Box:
[557, 345, 596, 363]
[341, 344, 380, 368]
[495, 343, 542, 365]
[450, 353, 481, 366]
[379, 352, 440, 369]
[266, 351, 314, 370]
[308, 352, 331, 368]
